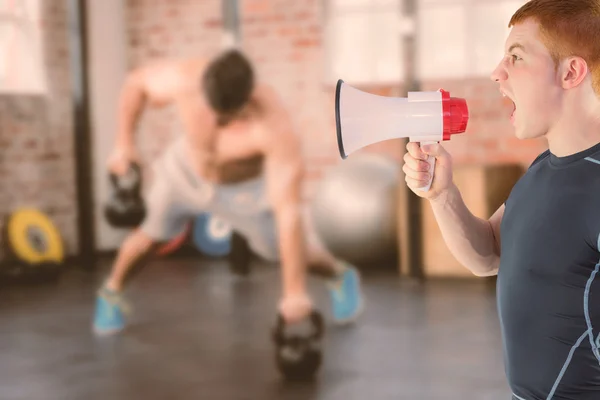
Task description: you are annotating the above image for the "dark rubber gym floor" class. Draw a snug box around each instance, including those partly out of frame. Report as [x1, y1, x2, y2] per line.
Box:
[0, 257, 511, 400]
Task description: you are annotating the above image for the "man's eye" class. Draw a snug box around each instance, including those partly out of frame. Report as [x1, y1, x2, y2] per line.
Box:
[511, 54, 522, 62]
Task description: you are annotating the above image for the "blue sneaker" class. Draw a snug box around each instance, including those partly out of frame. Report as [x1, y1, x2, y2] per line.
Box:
[328, 264, 364, 324]
[93, 286, 129, 335]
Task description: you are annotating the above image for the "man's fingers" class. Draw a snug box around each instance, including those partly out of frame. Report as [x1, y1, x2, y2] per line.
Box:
[406, 142, 428, 160]
[403, 152, 431, 172]
[421, 142, 448, 158]
[405, 173, 430, 189]
[279, 293, 313, 322]
[402, 163, 430, 182]
[107, 157, 130, 176]
[408, 141, 449, 159]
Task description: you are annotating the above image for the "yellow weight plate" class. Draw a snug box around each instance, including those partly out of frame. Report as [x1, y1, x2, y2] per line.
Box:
[6, 208, 64, 264]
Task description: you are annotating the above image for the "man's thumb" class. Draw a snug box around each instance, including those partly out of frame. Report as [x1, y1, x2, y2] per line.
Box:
[421, 142, 443, 156]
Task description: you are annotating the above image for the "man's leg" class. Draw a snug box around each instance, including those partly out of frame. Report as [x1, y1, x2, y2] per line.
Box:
[93, 229, 162, 335]
[236, 207, 364, 324]
[104, 229, 161, 292]
[302, 210, 364, 324]
[93, 174, 190, 335]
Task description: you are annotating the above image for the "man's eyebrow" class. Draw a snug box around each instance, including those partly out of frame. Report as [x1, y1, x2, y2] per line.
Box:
[507, 43, 527, 53]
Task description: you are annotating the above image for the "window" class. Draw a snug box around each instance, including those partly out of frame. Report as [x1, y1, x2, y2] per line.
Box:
[324, 0, 404, 85]
[0, 0, 47, 94]
[325, 0, 527, 84]
[417, 0, 527, 80]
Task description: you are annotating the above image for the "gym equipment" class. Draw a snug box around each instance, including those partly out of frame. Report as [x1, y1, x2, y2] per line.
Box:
[156, 223, 191, 257]
[272, 309, 325, 381]
[4, 208, 64, 264]
[192, 213, 233, 257]
[104, 163, 146, 228]
[335, 79, 469, 191]
[1, 208, 64, 283]
[310, 153, 399, 266]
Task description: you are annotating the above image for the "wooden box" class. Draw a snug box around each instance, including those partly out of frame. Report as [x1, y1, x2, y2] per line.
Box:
[418, 164, 524, 278]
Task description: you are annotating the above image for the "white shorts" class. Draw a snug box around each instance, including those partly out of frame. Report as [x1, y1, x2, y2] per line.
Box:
[139, 137, 279, 262]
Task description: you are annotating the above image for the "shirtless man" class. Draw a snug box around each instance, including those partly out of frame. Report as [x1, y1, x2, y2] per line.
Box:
[92, 49, 363, 334]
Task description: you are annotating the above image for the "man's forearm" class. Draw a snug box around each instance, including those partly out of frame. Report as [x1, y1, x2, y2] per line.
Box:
[276, 205, 308, 297]
[430, 183, 500, 276]
[115, 73, 146, 148]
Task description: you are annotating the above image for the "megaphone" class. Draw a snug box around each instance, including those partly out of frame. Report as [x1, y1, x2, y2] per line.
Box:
[335, 79, 469, 191]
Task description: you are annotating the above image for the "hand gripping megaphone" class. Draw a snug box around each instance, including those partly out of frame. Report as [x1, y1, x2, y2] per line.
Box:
[334, 79, 469, 191]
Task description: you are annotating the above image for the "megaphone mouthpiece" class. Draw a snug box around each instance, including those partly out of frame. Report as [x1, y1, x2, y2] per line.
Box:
[334, 79, 469, 191]
[439, 89, 469, 140]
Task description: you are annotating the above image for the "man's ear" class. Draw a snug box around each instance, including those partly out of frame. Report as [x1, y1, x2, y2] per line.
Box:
[561, 56, 588, 89]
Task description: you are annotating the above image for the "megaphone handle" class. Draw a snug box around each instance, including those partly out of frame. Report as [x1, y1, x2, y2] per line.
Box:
[417, 141, 437, 192]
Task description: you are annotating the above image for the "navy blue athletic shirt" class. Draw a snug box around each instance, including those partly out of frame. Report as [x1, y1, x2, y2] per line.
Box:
[498, 141, 600, 400]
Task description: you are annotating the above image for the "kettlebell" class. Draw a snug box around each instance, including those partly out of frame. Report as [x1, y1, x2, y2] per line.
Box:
[272, 309, 325, 381]
[104, 162, 146, 228]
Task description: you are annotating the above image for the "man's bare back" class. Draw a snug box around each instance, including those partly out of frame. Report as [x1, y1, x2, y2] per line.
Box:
[112, 54, 297, 185]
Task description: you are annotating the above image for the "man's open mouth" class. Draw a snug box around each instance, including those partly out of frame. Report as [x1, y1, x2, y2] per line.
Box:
[501, 90, 516, 122]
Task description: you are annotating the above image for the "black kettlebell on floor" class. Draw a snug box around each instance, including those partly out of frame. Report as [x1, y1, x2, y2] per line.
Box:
[104, 162, 146, 228]
[272, 309, 325, 381]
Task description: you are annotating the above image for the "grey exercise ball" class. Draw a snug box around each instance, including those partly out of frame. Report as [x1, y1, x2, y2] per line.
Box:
[310, 153, 400, 266]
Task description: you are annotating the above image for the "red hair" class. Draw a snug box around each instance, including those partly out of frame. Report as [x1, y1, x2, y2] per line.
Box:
[509, 0, 600, 94]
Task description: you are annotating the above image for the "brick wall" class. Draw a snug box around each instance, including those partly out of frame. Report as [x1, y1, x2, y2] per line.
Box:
[126, 0, 224, 167]
[124, 0, 547, 201]
[0, 1, 77, 260]
[240, 0, 353, 199]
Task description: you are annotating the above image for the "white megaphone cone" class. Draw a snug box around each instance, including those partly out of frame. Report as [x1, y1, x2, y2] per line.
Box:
[335, 79, 469, 191]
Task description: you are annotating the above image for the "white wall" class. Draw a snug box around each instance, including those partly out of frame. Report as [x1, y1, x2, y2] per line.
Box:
[86, 0, 129, 251]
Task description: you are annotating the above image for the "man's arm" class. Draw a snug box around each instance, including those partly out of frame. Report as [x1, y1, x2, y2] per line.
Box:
[430, 183, 503, 277]
[115, 60, 186, 149]
[264, 132, 307, 298]
[261, 92, 308, 309]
